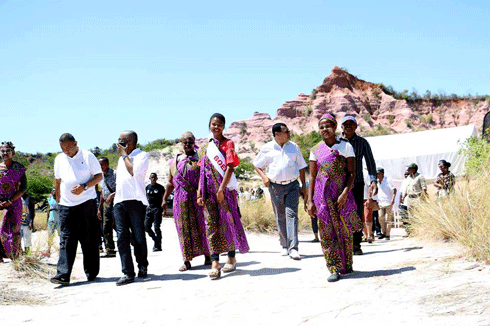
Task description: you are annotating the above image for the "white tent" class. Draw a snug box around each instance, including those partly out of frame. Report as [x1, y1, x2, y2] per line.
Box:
[365, 124, 477, 184]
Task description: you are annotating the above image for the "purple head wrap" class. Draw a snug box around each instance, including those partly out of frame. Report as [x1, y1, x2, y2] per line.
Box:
[319, 113, 337, 125]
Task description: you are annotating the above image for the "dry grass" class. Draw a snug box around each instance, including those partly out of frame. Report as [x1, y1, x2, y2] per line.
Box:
[0, 284, 45, 306]
[33, 211, 48, 231]
[409, 175, 490, 262]
[239, 198, 312, 233]
[11, 252, 56, 280]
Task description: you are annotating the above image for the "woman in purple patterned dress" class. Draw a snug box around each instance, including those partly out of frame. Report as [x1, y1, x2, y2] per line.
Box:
[0, 141, 27, 262]
[197, 113, 249, 280]
[307, 114, 360, 282]
[163, 132, 211, 271]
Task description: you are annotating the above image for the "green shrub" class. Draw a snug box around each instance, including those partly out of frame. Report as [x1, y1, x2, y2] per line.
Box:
[291, 131, 323, 164]
[235, 157, 254, 179]
[26, 173, 53, 202]
[459, 136, 490, 176]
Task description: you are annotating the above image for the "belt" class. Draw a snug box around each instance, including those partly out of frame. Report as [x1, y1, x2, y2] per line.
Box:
[408, 194, 419, 198]
[272, 178, 297, 185]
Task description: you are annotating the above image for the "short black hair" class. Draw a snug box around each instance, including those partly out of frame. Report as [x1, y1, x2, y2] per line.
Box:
[59, 133, 76, 142]
[150, 172, 157, 178]
[209, 113, 226, 127]
[272, 123, 287, 137]
[99, 157, 109, 163]
[439, 159, 451, 168]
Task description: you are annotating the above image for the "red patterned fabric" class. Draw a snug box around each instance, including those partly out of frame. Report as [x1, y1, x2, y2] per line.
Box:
[219, 138, 240, 168]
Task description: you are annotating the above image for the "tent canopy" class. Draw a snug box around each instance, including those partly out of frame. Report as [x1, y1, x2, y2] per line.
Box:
[365, 125, 477, 183]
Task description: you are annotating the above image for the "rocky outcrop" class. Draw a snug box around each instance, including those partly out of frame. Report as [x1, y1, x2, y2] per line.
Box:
[150, 66, 490, 182]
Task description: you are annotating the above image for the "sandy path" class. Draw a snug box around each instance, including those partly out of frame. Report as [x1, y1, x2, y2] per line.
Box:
[1, 219, 490, 326]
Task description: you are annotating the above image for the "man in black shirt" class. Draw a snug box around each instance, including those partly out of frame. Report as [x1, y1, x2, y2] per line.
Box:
[340, 115, 378, 256]
[145, 173, 165, 252]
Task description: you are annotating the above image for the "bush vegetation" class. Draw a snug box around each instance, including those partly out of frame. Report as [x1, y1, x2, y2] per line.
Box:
[240, 197, 311, 233]
[291, 131, 323, 164]
[379, 84, 490, 104]
[235, 157, 255, 179]
[409, 136, 490, 262]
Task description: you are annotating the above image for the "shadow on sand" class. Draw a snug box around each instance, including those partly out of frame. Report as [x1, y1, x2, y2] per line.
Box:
[363, 246, 423, 255]
[342, 266, 416, 279]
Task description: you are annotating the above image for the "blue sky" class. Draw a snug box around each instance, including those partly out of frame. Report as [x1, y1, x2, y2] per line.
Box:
[2, 0, 489, 153]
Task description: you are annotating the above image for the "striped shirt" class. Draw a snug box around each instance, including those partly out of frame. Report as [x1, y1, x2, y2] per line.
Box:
[339, 134, 377, 184]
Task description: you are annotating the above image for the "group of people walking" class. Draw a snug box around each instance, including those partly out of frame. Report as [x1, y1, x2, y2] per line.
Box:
[0, 112, 457, 284]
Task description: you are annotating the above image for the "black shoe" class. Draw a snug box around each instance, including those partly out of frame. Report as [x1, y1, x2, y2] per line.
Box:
[385, 236, 390, 240]
[327, 273, 340, 282]
[353, 248, 363, 256]
[87, 275, 97, 282]
[101, 252, 116, 258]
[138, 266, 148, 278]
[116, 275, 134, 286]
[152, 247, 162, 252]
[50, 276, 70, 285]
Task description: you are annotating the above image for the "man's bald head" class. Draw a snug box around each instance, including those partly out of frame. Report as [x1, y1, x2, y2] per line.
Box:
[121, 130, 138, 146]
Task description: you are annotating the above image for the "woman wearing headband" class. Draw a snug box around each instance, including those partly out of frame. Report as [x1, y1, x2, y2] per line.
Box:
[0, 141, 27, 261]
[163, 132, 211, 271]
[307, 114, 360, 282]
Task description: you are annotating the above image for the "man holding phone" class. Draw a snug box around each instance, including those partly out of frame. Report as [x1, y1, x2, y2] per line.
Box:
[113, 130, 150, 286]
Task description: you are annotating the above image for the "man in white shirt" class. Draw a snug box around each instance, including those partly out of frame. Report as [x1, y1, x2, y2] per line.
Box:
[113, 130, 150, 286]
[376, 167, 397, 240]
[50, 133, 103, 285]
[253, 123, 307, 260]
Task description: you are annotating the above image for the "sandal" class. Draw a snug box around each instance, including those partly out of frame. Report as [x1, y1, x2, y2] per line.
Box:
[208, 268, 221, 280]
[179, 261, 191, 272]
[222, 262, 237, 273]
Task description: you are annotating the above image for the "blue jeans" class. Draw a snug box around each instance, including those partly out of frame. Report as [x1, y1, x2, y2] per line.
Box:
[114, 200, 148, 277]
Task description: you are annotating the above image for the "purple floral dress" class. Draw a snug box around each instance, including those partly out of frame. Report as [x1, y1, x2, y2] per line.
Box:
[198, 140, 249, 255]
[169, 152, 210, 261]
[0, 161, 26, 259]
[311, 143, 360, 274]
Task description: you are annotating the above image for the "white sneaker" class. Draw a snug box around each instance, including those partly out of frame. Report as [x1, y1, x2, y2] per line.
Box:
[289, 249, 301, 260]
[281, 248, 289, 256]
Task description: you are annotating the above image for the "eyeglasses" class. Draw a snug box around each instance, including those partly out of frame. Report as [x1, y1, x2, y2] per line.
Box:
[279, 130, 290, 134]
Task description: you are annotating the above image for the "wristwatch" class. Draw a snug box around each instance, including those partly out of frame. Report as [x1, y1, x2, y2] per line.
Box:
[121, 154, 129, 159]
[82, 183, 88, 191]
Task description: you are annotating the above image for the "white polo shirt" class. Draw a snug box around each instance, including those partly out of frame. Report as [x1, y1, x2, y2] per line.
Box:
[377, 176, 396, 207]
[54, 149, 102, 207]
[114, 148, 149, 206]
[254, 140, 307, 183]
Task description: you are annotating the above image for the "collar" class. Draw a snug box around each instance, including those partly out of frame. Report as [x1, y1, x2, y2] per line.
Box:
[67, 148, 82, 160]
[339, 133, 358, 142]
[273, 139, 289, 148]
[128, 148, 142, 157]
[409, 172, 419, 179]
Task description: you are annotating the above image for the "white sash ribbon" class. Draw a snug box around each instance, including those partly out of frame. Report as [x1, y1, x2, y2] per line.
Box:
[206, 140, 238, 190]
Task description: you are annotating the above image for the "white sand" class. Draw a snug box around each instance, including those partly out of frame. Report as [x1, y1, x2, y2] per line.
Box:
[1, 219, 490, 326]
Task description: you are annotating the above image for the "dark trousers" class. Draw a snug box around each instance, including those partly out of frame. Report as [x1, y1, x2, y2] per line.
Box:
[102, 203, 116, 252]
[352, 183, 364, 251]
[56, 199, 100, 281]
[372, 210, 382, 234]
[311, 217, 318, 234]
[114, 200, 148, 278]
[144, 206, 163, 248]
[210, 250, 235, 261]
